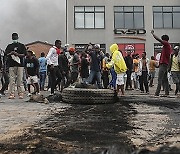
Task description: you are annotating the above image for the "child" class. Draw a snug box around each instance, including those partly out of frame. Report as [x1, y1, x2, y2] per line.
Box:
[24, 50, 40, 96]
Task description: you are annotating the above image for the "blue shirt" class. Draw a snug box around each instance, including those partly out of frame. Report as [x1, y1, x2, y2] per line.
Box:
[38, 57, 47, 72]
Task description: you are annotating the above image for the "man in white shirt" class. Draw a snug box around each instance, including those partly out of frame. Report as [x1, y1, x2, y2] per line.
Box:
[46, 40, 62, 95]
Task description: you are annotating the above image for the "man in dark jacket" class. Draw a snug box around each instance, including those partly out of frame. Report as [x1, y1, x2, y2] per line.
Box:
[58, 50, 70, 91]
[86, 44, 104, 89]
[124, 50, 133, 90]
[5, 33, 26, 99]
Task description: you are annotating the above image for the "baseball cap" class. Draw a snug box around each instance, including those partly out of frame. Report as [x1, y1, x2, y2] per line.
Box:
[94, 44, 100, 49]
[174, 46, 179, 50]
[69, 47, 75, 52]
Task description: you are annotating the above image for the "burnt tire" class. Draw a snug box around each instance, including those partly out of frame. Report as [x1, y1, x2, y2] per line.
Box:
[62, 88, 116, 104]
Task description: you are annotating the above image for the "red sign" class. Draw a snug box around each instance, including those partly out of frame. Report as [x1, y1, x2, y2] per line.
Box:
[118, 43, 145, 57]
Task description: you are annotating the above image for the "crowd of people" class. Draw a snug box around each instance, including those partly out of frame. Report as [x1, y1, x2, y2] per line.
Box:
[0, 31, 179, 99]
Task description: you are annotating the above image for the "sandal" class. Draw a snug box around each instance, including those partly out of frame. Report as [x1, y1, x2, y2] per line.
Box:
[19, 93, 24, 99]
[9, 93, 15, 99]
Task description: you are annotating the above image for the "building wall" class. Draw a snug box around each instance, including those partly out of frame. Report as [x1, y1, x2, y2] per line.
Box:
[67, 0, 180, 58]
[26, 42, 52, 58]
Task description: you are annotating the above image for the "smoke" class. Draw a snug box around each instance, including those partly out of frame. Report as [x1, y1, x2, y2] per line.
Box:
[0, 0, 65, 49]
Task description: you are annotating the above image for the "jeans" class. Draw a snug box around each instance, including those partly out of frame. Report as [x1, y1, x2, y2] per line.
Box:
[155, 64, 169, 96]
[69, 72, 78, 84]
[102, 70, 109, 89]
[9, 67, 24, 94]
[149, 71, 156, 86]
[48, 66, 62, 94]
[126, 70, 132, 89]
[139, 71, 149, 93]
[109, 68, 117, 89]
[61, 72, 70, 88]
[88, 70, 102, 88]
[39, 71, 47, 90]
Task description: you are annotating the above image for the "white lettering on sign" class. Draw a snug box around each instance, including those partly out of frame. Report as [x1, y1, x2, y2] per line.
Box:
[114, 29, 146, 35]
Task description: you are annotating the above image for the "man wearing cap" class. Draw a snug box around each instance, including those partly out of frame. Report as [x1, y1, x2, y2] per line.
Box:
[169, 46, 180, 95]
[68, 47, 80, 84]
[86, 44, 104, 89]
[124, 50, 133, 90]
[46, 40, 62, 95]
[5, 33, 26, 99]
[58, 49, 70, 91]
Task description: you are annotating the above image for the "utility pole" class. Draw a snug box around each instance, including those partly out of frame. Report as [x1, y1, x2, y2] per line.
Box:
[65, 0, 68, 44]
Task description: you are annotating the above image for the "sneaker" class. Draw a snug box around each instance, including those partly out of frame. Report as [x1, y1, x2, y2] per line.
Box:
[19, 93, 24, 99]
[27, 93, 32, 97]
[0, 92, 5, 96]
[9, 93, 15, 99]
[153, 94, 160, 98]
[49, 93, 54, 96]
[31, 91, 37, 95]
[175, 89, 178, 95]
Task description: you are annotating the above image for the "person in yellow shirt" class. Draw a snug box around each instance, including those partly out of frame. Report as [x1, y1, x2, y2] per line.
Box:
[106, 44, 127, 96]
[149, 56, 158, 87]
[169, 46, 180, 95]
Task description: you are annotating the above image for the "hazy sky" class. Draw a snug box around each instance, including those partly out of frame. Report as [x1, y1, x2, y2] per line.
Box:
[0, 0, 65, 49]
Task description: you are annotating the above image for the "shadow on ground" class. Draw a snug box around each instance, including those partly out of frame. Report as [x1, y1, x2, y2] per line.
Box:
[0, 98, 180, 154]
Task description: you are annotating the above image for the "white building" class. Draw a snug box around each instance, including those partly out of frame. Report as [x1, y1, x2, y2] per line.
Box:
[67, 0, 180, 58]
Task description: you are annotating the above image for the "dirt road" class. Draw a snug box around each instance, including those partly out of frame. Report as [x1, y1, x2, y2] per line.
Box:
[0, 90, 179, 154]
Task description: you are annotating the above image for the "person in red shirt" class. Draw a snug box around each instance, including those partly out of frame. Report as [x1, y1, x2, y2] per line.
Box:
[151, 30, 172, 97]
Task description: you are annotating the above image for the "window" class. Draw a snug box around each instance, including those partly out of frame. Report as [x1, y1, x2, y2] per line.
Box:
[153, 6, 180, 28]
[114, 6, 144, 29]
[74, 6, 105, 29]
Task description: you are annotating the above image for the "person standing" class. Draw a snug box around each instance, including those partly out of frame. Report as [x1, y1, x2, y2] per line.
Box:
[46, 40, 62, 95]
[58, 50, 70, 91]
[86, 44, 104, 89]
[69, 47, 80, 84]
[124, 50, 133, 90]
[109, 67, 117, 90]
[106, 44, 127, 96]
[80, 51, 89, 84]
[151, 30, 172, 97]
[132, 54, 140, 90]
[25, 50, 40, 96]
[102, 53, 110, 89]
[38, 52, 47, 91]
[138, 52, 149, 94]
[149, 56, 158, 87]
[169, 46, 180, 95]
[0, 48, 9, 96]
[5, 33, 26, 99]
